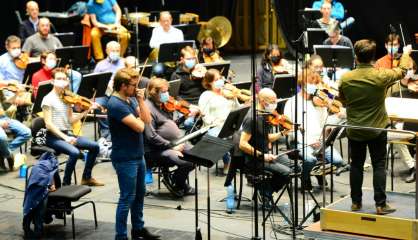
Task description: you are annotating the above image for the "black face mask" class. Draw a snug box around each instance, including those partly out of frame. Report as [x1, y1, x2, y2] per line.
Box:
[203, 47, 214, 55]
[271, 56, 281, 64]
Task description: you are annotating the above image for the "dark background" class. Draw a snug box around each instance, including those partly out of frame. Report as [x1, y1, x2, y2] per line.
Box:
[1, 0, 417, 58]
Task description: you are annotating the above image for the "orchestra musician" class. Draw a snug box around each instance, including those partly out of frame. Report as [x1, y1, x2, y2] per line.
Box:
[339, 40, 413, 214]
[41, 67, 104, 186]
[313, 1, 338, 30]
[375, 33, 401, 69]
[198, 36, 223, 63]
[312, 0, 345, 21]
[106, 68, 160, 240]
[87, 0, 130, 60]
[256, 44, 292, 90]
[323, 22, 353, 49]
[19, 1, 40, 42]
[144, 77, 195, 197]
[284, 69, 345, 191]
[239, 88, 295, 200]
[149, 11, 184, 49]
[22, 18, 62, 57]
[0, 35, 26, 83]
[171, 46, 205, 104]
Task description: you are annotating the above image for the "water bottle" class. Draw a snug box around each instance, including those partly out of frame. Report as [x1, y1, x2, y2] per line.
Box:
[226, 185, 235, 213]
[19, 164, 27, 178]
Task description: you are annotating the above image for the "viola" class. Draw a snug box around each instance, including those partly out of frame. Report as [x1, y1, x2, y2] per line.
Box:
[312, 89, 342, 114]
[266, 110, 293, 130]
[61, 90, 94, 111]
[221, 83, 252, 103]
[191, 64, 207, 79]
[14, 52, 30, 70]
[162, 96, 191, 116]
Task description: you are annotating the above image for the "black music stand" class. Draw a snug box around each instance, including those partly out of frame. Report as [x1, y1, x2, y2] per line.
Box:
[168, 79, 181, 98]
[158, 41, 195, 63]
[54, 32, 75, 47]
[233, 81, 252, 90]
[314, 45, 354, 81]
[306, 28, 328, 53]
[32, 81, 53, 115]
[137, 64, 153, 78]
[175, 23, 201, 41]
[55, 46, 89, 69]
[149, 10, 180, 25]
[77, 72, 112, 99]
[272, 74, 297, 114]
[23, 62, 42, 86]
[218, 106, 250, 139]
[202, 61, 231, 79]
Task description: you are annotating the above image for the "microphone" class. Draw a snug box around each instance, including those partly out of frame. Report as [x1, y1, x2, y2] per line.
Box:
[340, 17, 355, 30]
[389, 24, 397, 34]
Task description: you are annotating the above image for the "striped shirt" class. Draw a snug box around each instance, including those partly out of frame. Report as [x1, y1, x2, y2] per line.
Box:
[41, 90, 71, 131]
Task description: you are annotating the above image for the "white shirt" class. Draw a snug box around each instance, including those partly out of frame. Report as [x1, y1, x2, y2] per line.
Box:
[198, 90, 238, 128]
[41, 90, 71, 131]
[149, 26, 184, 49]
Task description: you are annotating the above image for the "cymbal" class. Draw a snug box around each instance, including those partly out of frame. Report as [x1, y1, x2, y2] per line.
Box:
[198, 16, 232, 48]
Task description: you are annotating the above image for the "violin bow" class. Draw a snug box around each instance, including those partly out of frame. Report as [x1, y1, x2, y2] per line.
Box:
[76, 90, 97, 136]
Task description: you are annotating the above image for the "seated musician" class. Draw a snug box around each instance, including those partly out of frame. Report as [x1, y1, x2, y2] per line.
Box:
[41, 68, 104, 186]
[256, 44, 292, 90]
[312, 0, 345, 21]
[306, 54, 332, 85]
[375, 33, 401, 69]
[198, 36, 223, 63]
[19, 1, 39, 42]
[314, 2, 338, 30]
[0, 36, 26, 84]
[32, 51, 82, 98]
[0, 94, 31, 171]
[149, 11, 184, 49]
[171, 46, 205, 104]
[284, 69, 345, 190]
[87, 0, 130, 60]
[239, 88, 294, 198]
[144, 77, 194, 197]
[22, 18, 62, 57]
[323, 22, 353, 49]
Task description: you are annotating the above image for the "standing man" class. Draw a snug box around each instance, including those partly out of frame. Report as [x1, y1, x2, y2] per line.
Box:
[107, 68, 160, 240]
[22, 18, 62, 57]
[19, 1, 40, 42]
[87, 0, 130, 60]
[339, 40, 413, 215]
[149, 11, 184, 49]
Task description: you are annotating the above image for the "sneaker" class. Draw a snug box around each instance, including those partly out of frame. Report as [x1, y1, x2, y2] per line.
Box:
[81, 178, 105, 186]
[376, 204, 396, 215]
[405, 168, 416, 183]
[145, 169, 154, 184]
[131, 227, 161, 240]
[162, 178, 184, 198]
[183, 185, 195, 196]
[6, 155, 14, 171]
[351, 203, 362, 211]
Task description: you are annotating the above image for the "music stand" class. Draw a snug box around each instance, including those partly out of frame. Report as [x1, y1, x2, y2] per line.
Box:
[32, 81, 53, 115]
[233, 81, 252, 90]
[168, 79, 181, 98]
[314, 45, 354, 81]
[23, 62, 42, 86]
[137, 64, 153, 78]
[77, 72, 113, 99]
[54, 32, 75, 46]
[299, 8, 321, 23]
[306, 28, 328, 53]
[149, 10, 180, 25]
[218, 106, 250, 139]
[202, 61, 231, 79]
[55, 45, 89, 69]
[175, 23, 201, 41]
[158, 41, 195, 63]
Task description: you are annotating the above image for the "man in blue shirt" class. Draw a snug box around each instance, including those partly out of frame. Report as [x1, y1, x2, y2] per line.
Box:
[312, 0, 345, 21]
[87, 0, 130, 60]
[107, 68, 160, 240]
[0, 35, 25, 83]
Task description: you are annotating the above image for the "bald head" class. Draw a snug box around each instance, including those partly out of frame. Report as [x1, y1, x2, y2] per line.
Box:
[159, 11, 172, 32]
[258, 88, 277, 112]
[26, 1, 39, 20]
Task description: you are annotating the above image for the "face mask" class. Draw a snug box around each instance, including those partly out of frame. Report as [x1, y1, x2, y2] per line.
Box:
[10, 48, 21, 58]
[109, 52, 120, 62]
[213, 79, 225, 89]
[184, 58, 196, 69]
[271, 56, 281, 64]
[203, 48, 213, 55]
[53, 79, 68, 88]
[387, 46, 399, 55]
[159, 91, 170, 103]
[306, 84, 317, 95]
[264, 102, 277, 113]
[406, 69, 414, 79]
[45, 59, 56, 70]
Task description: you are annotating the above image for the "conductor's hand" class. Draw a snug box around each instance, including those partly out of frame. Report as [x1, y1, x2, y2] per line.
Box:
[136, 88, 145, 101]
[403, 44, 412, 56]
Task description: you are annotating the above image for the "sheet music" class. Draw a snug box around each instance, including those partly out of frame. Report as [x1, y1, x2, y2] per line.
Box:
[385, 97, 418, 123]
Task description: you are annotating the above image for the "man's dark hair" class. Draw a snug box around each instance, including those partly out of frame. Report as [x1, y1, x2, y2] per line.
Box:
[354, 39, 376, 63]
[385, 33, 400, 44]
[113, 68, 139, 92]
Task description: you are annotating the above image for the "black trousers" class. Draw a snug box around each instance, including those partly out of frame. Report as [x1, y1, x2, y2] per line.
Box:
[349, 132, 387, 207]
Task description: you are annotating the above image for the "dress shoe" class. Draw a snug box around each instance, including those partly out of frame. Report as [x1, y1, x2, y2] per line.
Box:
[6, 155, 14, 171]
[376, 204, 396, 215]
[132, 227, 161, 240]
[162, 178, 184, 198]
[405, 168, 416, 183]
[183, 185, 196, 196]
[351, 203, 362, 211]
[81, 177, 105, 186]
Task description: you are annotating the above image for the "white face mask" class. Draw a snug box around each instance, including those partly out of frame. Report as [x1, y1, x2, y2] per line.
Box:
[53, 79, 69, 88]
[264, 102, 277, 113]
[306, 84, 317, 95]
[10, 48, 21, 58]
[45, 59, 57, 70]
[406, 69, 414, 79]
[109, 52, 120, 62]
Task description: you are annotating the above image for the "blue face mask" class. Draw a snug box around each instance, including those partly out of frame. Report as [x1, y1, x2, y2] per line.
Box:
[45, 59, 56, 70]
[109, 52, 120, 62]
[159, 91, 170, 103]
[213, 79, 225, 89]
[306, 84, 317, 95]
[184, 59, 196, 69]
[387, 46, 399, 55]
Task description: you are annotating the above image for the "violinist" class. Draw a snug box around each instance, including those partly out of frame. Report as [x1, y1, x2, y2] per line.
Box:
[0, 35, 25, 83]
[284, 69, 344, 191]
[375, 33, 401, 69]
[256, 44, 292, 90]
[144, 77, 194, 197]
[171, 46, 205, 104]
[41, 68, 103, 186]
[198, 36, 223, 63]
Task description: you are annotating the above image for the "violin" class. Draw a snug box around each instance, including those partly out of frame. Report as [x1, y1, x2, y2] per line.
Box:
[407, 80, 418, 92]
[162, 96, 192, 117]
[14, 52, 30, 70]
[191, 64, 207, 79]
[221, 83, 252, 103]
[266, 110, 293, 130]
[61, 90, 94, 111]
[312, 89, 342, 114]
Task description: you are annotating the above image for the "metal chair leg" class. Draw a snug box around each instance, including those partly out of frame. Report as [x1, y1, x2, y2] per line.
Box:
[71, 211, 75, 239]
[90, 201, 98, 228]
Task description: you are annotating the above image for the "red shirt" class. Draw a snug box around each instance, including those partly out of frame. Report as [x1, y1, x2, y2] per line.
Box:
[32, 67, 52, 97]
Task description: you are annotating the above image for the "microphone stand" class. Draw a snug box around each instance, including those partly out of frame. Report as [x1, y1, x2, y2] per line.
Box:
[134, 7, 140, 63]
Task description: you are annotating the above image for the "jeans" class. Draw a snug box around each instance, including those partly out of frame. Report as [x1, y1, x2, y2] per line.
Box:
[112, 158, 146, 239]
[299, 144, 344, 182]
[0, 116, 31, 158]
[46, 132, 99, 185]
[69, 70, 82, 94]
[349, 132, 387, 207]
[95, 96, 110, 139]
